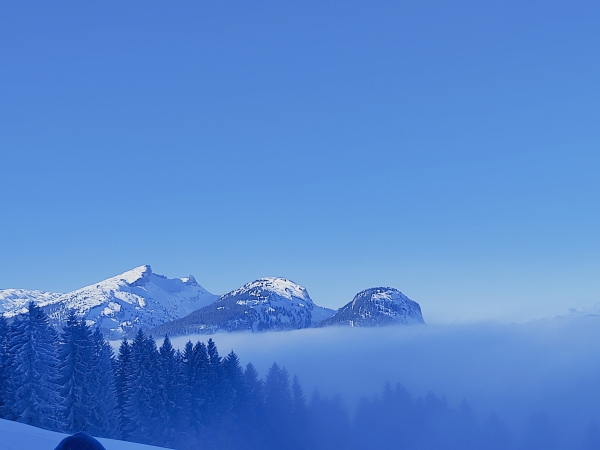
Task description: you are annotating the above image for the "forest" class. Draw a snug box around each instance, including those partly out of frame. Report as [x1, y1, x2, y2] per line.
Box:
[0, 303, 598, 450]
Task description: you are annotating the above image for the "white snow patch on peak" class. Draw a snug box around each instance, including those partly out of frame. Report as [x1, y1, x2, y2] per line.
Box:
[113, 265, 153, 285]
[180, 275, 198, 286]
[232, 277, 312, 302]
[0, 289, 63, 318]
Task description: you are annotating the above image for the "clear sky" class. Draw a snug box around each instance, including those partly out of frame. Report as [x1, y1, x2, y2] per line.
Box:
[1, 1, 599, 323]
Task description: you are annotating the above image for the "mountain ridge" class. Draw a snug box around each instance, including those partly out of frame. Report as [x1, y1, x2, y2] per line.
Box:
[1, 267, 426, 337]
[0, 265, 218, 338]
[150, 277, 335, 337]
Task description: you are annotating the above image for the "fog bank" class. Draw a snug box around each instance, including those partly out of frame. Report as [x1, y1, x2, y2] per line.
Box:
[167, 315, 600, 436]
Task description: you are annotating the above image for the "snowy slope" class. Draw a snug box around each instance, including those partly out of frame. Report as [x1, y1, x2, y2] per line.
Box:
[0, 266, 218, 338]
[0, 418, 168, 450]
[0, 289, 63, 318]
[320, 287, 425, 327]
[150, 277, 335, 336]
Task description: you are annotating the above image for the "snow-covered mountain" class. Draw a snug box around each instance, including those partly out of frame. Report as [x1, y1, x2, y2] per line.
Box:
[0, 289, 63, 318]
[0, 265, 218, 338]
[150, 277, 335, 336]
[320, 287, 425, 327]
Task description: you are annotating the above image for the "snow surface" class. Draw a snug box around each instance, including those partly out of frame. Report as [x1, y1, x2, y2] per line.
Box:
[0, 419, 168, 450]
[0, 289, 63, 318]
[0, 265, 218, 338]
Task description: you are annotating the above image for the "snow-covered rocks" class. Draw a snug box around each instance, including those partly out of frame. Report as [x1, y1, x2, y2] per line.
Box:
[0, 289, 63, 318]
[320, 287, 425, 327]
[0, 265, 218, 338]
[150, 277, 335, 336]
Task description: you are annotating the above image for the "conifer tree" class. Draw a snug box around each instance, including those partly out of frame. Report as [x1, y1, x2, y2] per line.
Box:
[244, 362, 264, 414]
[88, 327, 118, 437]
[181, 340, 207, 435]
[0, 315, 8, 418]
[204, 337, 224, 424]
[221, 350, 249, 447]
[4, 302, 62, 430]
[264, 362, 292, 449]
[115, 338, 132, 440]
[123, 329, 161, 444]
[58, 313, 94, 433]
[222, 350, 246, 414]
[291, 375, 310, 449]
[157, 335, 186, 447]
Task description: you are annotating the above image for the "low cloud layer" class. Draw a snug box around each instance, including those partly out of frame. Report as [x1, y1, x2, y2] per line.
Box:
[166, 315, 600, 438]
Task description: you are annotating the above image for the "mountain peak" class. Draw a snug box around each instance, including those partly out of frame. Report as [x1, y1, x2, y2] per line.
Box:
[321, 286, 425, 327]
[1, 265, 217, 338]
[115, 265, 153, 285]
[149, 276, 335, 336]
[181, 275, 198, 286]
[231, 277, 311, 302]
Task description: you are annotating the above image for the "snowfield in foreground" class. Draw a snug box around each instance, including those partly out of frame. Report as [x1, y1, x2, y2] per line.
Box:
[0, 419, 168, 450]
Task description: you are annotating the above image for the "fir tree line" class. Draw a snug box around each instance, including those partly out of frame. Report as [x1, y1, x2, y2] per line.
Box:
[1, 303, 599, 450]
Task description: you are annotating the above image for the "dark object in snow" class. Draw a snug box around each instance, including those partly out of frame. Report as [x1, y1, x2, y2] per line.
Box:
[54, 432, 106, 450]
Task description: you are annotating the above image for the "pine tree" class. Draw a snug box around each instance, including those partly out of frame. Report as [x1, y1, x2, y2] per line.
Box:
[0, 315, 9, 418]
[157, 335, 186, 447]
[205, 337, 224, 424]
[4, 302, 62, 430]
[181, 341, 208, 439]
[244, 362, 264, 413]
[220, 350, 249, 448]
[290, 375, 310, 449]
[242, 362, 265, 450]
[222, 350, 246, 414]
[189, 340, 209, 431]
[58, 313, 93, 433]
[88, 327, 118, 437]
[264, 362, 293, 449]
[122, 329, 161, 444]
[115, 338, 132, 440]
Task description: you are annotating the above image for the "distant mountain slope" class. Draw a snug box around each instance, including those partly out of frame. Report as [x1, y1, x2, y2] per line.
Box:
[320, 287, 425, 327]
[0, 265, 218, 338]
[150, 277, 334, 336]
[0, 289, 63, 318]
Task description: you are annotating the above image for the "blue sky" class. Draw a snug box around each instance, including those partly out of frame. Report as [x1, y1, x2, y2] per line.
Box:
[1, 1, 599, 322]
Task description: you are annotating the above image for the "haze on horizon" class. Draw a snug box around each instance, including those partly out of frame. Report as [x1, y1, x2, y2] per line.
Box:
[1, 1, 599, 325]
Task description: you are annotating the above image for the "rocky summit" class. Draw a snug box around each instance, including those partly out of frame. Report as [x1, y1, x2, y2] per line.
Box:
[320, 287, 425, 327]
